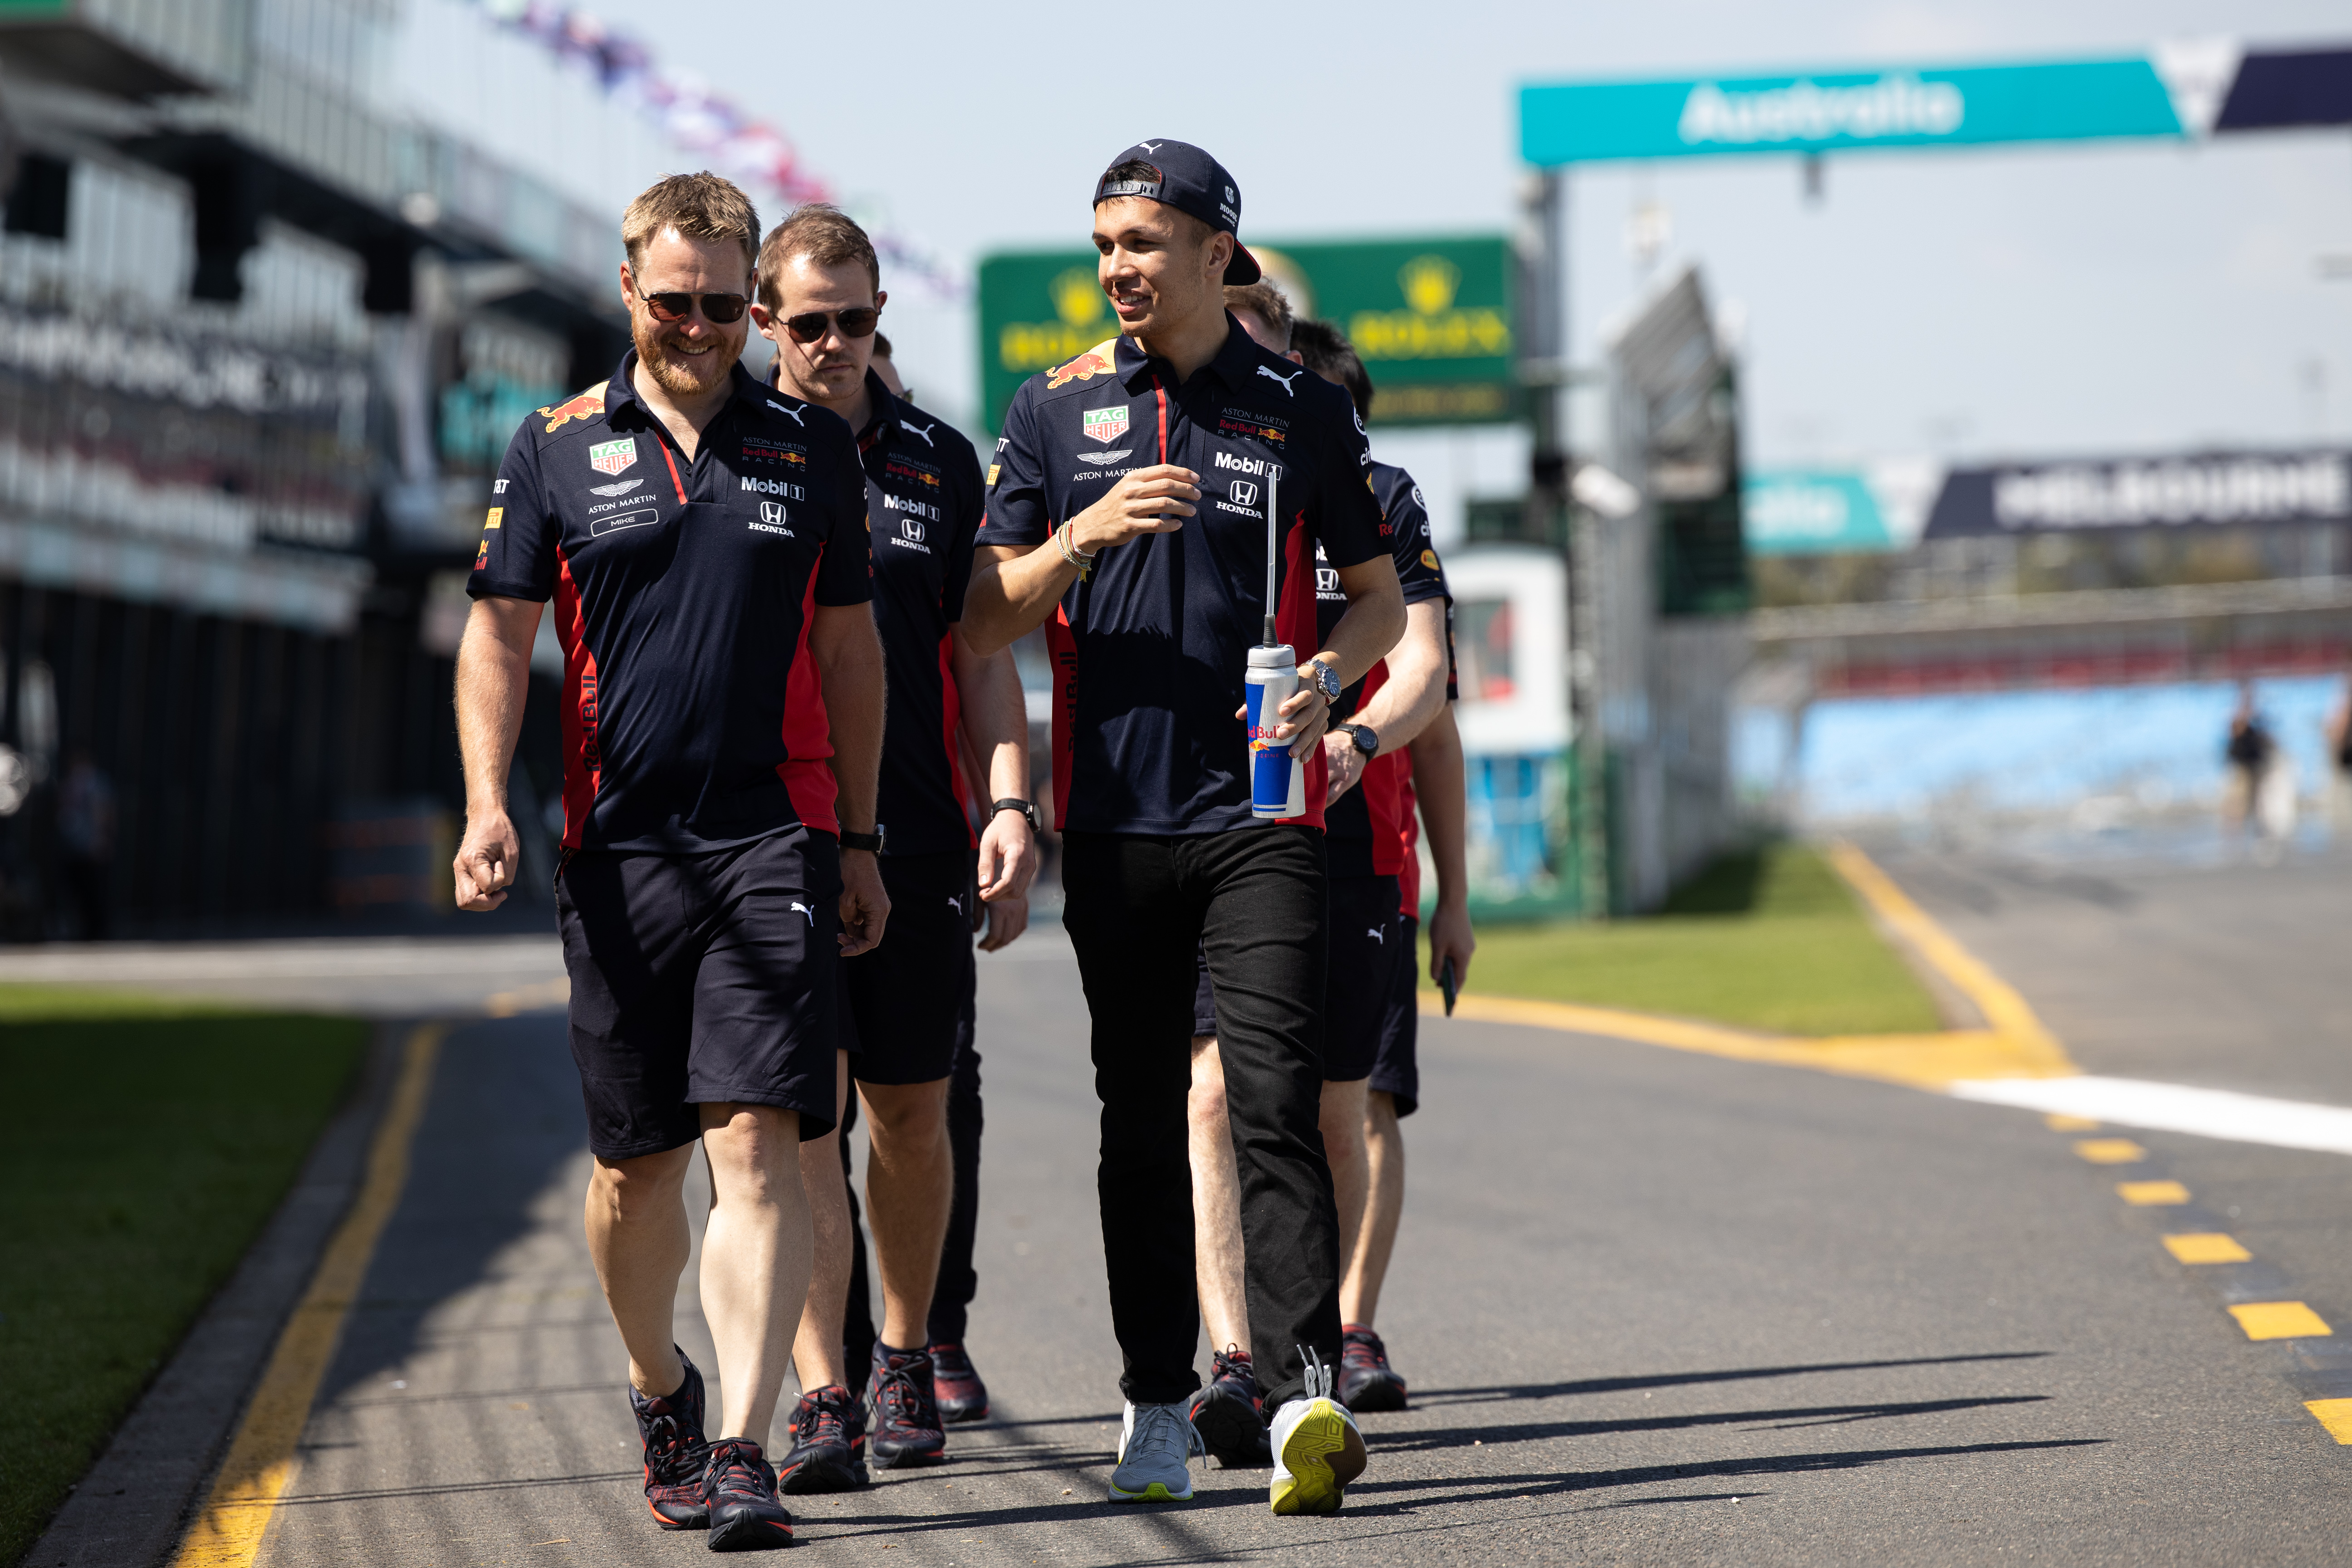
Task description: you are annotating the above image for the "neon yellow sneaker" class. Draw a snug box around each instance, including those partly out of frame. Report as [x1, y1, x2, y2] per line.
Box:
[1269, 1350, 1367, 1515]
[1108, 1400, 1202, 1502]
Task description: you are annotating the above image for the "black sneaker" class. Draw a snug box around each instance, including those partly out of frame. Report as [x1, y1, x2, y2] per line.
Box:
[630, 1350, 712, 1530]
[1338, 1324, 1408, 1412]
[778, 1384, 867, 1494]
[1188, 1346, 1271, 1469]
[926, 1341, 990, 1424]
[704, 1438, 794, 1552]
[864, 1343, 947, 1468]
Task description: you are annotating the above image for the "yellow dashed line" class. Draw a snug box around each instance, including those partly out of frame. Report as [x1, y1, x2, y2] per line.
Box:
[2162, 1233, 2253, 1264]
[2117, 1180, 2191, 1206]
[2044, 1113, 2100, 1132]
[2230, 1302, 2334, 1341]
[2074, 1138, 2148, 1165]
[2306, 1399, 2352, 1444]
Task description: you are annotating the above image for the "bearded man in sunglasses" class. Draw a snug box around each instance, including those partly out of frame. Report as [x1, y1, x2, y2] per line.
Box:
[746, 205, 1038, 1490]
[454, 171, 887, 1552]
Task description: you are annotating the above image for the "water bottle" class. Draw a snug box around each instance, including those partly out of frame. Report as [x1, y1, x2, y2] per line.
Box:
[1245, 645, 1306, 820]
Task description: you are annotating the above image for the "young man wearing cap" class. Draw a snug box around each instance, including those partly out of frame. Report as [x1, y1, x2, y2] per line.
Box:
[748, 206, 1037, 1489]
[1182, 304, 1457, 1457]
[964, 141, 1404, 1514]
[453, 172, 887, 1551]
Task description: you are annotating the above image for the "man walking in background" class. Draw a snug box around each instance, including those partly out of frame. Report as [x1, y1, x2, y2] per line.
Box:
[751, 205, 1037, 1489]
[964, 140, 1403, 1514]
[452, 172, 887, 1552]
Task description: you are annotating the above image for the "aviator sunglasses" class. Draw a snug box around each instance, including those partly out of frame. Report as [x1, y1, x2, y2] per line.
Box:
[779, 307, 881, 344]
[642, 290, 750, 324]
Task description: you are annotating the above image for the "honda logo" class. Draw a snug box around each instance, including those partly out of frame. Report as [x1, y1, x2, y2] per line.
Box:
[1231, 480, 1259, 508]
[902, 517, 926, 543]
[760, 501, 785, 526]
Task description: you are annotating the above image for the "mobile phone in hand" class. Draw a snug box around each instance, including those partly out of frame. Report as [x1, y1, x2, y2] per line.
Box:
[1439, 957, 1457, 1016]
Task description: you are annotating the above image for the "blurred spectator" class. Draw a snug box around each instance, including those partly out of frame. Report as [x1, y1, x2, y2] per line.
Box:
[2328, 672, 2352, 837]
[870, 330, 908, 398]
[2225, 681, 2293, 863]
[57, 749, 116, 940]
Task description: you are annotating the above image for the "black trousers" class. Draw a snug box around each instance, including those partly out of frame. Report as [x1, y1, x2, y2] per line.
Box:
[1061, 825, 1342, 1412]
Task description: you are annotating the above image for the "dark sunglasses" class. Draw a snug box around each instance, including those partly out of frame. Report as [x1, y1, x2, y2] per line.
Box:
[780, 307, 880, 344]
[643, 291, 749, 324]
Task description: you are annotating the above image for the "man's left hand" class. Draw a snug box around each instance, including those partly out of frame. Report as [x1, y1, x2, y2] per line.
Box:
[1231, 679, 1333, 760]
[838, 850, 892, 957]
[976, 808, 1038, 904]
[1323, 730, 1367, 800]
[977, 893, 1029, 953]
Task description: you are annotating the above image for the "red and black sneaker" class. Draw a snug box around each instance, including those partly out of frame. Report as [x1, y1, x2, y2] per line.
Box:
[1338, 1323, 1408, 1413]
[778, 1384, 867, 1494]
[925, 1341, 990, 1424]
[704, 1437, 794, 1552]
[629, 1349, 712, 1530]
[1187, 1346, 1270, 1469]
[864, 1344, 947, 1468]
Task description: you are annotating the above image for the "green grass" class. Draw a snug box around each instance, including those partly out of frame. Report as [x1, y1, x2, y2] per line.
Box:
[0, 999, 365, 1566]
[1435, 842, 1944, 1038]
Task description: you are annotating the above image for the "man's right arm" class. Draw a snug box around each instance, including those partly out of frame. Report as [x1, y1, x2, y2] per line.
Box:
[453, 596, 544, 911]
[1409, 703, 1475, 989]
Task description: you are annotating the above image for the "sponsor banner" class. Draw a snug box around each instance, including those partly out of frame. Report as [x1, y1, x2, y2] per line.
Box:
[1521, 57, 2187, 165]
[1925, 450, 2352, 537]
[977, 234, 1514, 434]
[1743, 461, 1945, 554]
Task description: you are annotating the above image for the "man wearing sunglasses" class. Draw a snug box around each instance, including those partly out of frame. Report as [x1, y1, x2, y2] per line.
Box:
[963, 141, 1404, 1514]
[749, 206, 1037, 1491]
[454, 171, 887, 1552]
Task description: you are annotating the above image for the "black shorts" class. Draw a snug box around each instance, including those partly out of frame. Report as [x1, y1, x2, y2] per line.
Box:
[1192, 873, 1399, 1081]
[557, 828, 841, 1161]
[1369, 911, 1420, 1117]
[839, 850, 974, 1086]
[1321, 874, 1400, 1083]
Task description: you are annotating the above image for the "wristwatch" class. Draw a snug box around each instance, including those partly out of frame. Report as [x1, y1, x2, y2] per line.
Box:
[1338, 722, 1379, 757]
[1306, 658, 1342, 703]
[991, 798, 1041, 833]
[839, 824, 887, 854]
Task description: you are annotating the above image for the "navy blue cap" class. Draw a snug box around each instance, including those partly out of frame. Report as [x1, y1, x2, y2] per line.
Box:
[1092, 140, 1261, 285]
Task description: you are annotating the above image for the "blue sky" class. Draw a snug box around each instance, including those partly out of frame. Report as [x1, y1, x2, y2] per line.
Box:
[397, 0, 2352, 491]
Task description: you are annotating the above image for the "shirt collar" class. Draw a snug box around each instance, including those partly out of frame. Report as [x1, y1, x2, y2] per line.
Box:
[605, 348, 767, 422]
[854, 367, 901, 451]
[1109, 313, 1260, 391]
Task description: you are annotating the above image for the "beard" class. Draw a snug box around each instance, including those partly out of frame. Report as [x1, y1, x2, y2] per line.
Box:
[635, 321, 735, 399]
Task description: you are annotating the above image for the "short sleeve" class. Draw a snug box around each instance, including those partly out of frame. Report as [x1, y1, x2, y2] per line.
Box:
[940, 439, 983, 623]
[1313, 392, 1386, 570]
[1386, 476, 1448, 607]
[977, 386, 1050, 548]
[467, 422, 557, 601]
[816, 424, 874, 607]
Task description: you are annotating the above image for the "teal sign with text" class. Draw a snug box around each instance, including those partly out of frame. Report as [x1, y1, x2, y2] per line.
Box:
[1522, 58, 2186, 165]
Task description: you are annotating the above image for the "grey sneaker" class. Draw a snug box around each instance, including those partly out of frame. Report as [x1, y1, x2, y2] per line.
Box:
[1107, 1399, 1204, 1502]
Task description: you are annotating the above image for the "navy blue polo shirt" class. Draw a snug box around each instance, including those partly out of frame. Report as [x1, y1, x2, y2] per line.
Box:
[1320, 460, 1450, 877]
[980, 315, 1387, 836]
[851, 371, 985, 856]
[469, 353, 872, 853]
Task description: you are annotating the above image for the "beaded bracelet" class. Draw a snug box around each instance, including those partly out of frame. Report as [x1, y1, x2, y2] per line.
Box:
[1055, 521, 1095, 579]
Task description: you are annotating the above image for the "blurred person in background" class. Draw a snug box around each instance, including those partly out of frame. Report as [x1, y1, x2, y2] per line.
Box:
[456, 171, 887, 1551]
[753, 205, 1035, 1489]
[56, 747, 114, 940]
[1183, 304, 1462, 1463]
[2225, 679, 2293, 863]
[2326, 670, 2352, 837]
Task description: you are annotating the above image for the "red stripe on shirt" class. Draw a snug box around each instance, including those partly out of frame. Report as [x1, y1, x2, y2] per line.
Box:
[1353, 659, 1407, 875]
[659, 440, 687, 503]
[1274, 510, 1326, 829]
[1047, 605, 1078, 833]
[778, 552, 840, 835]
[553, 547, 598, 848]
[939, 629, 976, 848]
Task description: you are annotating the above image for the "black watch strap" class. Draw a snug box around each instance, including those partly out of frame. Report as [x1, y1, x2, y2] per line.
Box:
[839, 826, 886, 854]
[991, 797, 1040, 833]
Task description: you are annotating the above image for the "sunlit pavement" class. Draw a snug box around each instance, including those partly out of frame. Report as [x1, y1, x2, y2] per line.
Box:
[203, 850, 2352, 1567]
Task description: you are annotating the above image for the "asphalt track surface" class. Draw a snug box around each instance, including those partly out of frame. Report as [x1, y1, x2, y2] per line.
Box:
[49, 848, 2352, 1563]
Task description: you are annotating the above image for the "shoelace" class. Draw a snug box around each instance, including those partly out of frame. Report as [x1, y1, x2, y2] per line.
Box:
[708, 1440, 771, 1497]
[1299, 1345, 1336, 1402]
[1127, 1403, 1205, 1466]
[795, 1394, 846, 1447]
[642, 1406, 701, 1480]
[872, 1358, 935, 1425]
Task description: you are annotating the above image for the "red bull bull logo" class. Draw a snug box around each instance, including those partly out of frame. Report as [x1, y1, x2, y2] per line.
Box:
[1046, 346, 1117, 390]
[538, 388, 605, 433]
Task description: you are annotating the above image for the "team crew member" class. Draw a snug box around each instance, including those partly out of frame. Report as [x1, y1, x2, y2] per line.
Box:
[749, 207, 1037, 1490]
[1185, 307, 1454, 1459]
[452, 173, 887, 1553]
[1291, 319, 1475, 1409]
[965, 141, 1403, 1514]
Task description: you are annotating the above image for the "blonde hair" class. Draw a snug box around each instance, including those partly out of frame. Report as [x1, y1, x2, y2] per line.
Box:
[756, 204, 881, 313]
[621, 172, 760, 273]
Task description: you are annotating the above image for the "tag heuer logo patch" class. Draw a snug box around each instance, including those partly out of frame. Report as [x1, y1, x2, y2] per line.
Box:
[1082, 407, 1130, 444]
[588, 438, 637, 476]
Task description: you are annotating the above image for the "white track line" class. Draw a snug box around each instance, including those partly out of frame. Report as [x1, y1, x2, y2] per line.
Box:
[1952, 1075, 2352, 1156]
